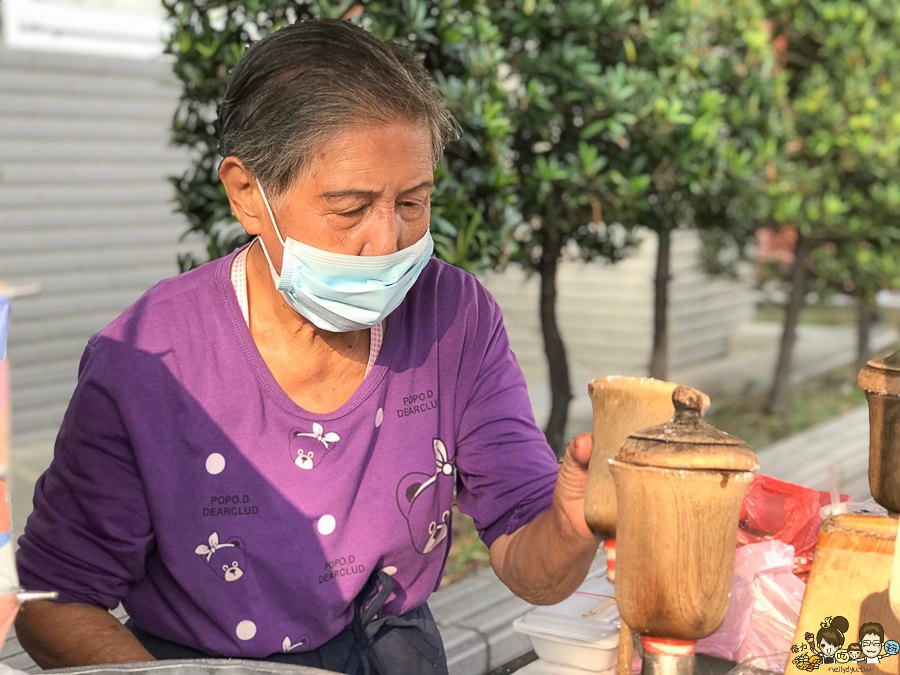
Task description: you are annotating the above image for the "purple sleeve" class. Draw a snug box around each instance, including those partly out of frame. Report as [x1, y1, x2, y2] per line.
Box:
[453, 284, 559, 549]
[16, 339, 154, 609]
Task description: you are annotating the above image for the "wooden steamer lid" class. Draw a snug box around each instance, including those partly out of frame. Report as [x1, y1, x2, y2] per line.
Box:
[858, 350, 900, 396]
[616, 386, 759, 472]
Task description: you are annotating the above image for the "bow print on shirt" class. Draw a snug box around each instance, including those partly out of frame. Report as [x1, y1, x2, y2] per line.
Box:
[194, 531, 247, 582]
[289, 423, 342, 470]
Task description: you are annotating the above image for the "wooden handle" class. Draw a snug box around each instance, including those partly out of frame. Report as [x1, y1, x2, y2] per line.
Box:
[618, 621, 633, 675]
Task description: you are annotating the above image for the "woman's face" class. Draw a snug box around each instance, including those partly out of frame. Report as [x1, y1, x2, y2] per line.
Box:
[260, 121, 433, 259]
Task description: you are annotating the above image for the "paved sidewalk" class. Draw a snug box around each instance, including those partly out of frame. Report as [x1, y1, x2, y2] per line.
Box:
[756, 405, 872, 501]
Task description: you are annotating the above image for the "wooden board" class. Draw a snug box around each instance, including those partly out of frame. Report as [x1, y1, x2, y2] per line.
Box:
[785, 515, 900, 674]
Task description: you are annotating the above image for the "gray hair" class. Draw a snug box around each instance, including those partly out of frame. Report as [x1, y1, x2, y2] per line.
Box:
[218, 19, 459, 205]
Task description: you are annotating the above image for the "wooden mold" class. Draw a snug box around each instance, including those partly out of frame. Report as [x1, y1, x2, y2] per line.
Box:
[585, 377, 698, 538]
[858, 351, 900, 515]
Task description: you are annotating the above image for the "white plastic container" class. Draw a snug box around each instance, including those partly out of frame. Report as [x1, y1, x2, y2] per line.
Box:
[513, 574, 621, 672]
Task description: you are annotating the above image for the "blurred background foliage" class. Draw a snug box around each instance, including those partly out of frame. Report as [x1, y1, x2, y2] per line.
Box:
[760, 0, 900, 414]
[163, 0, 900, 452]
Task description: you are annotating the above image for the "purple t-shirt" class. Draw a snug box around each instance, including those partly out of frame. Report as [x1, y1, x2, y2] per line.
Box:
[16, 250, 559, 658]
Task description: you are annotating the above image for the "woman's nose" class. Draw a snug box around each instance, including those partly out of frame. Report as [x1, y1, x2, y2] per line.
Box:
[362, 206, 403, 256]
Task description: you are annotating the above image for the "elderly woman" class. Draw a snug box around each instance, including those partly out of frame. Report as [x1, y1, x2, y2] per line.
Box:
[15, 18, 598, 673]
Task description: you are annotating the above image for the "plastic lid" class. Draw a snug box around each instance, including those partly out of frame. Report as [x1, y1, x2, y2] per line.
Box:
[514, 575, 621, 647]
[616, 386, 758, 471]
[858, 350, 900, 396]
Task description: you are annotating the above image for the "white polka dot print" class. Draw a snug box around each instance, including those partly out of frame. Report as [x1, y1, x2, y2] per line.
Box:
[205, 453, 226, 475]
[317, 514, 336, 536]
[236, 620, 257, 640]
[375, 407, 384, 428]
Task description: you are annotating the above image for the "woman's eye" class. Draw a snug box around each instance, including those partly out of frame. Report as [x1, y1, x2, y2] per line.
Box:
[339, 207, 367, 218]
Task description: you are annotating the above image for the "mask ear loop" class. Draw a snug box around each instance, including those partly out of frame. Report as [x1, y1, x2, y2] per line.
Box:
[254, 177, 286, 274]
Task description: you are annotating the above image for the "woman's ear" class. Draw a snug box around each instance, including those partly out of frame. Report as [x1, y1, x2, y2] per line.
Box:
[219, 157, 265, 236]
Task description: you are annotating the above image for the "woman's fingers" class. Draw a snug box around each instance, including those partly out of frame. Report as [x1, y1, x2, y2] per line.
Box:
[566, 432, 593, 468]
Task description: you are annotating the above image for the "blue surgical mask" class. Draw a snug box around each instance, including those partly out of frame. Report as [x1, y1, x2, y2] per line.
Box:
[255, 179, 434, 333]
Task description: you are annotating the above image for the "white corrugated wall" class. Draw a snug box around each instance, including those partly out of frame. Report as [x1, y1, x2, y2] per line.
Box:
[0, 47, 199, 451]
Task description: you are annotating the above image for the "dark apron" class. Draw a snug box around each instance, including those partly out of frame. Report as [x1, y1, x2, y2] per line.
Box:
[127, 571, 448, 675]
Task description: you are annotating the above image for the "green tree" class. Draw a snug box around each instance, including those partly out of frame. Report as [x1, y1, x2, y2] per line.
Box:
[764, 0, 900, 415]
[490, 0, 787, 452]
[163, 0, 518, 274]
[588, 0, 788, 381]
[488, 1, 641, 454]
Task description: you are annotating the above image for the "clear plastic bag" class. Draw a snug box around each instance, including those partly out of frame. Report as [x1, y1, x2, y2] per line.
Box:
[697, 540, 805, 673]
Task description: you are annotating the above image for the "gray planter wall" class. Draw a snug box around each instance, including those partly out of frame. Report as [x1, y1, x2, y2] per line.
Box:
[480, 229, 757, 426]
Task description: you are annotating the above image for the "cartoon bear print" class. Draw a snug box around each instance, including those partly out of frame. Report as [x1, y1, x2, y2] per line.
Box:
[289, 423, 342, 470]
[396, 439, 455, 555]
[194, 532, 247, 582]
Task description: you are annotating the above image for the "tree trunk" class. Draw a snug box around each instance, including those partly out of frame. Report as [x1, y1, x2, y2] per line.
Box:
[649, 228, 672, 380]
[767, 233, 811, 416]
[538, 226, 572, 457]
[856, 294, 875, 374]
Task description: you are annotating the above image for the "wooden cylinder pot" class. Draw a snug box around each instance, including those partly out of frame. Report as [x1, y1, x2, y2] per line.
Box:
[585, 377, 699, 538]
[610, 386, 758, 643]
[609, 461, 754, 640]
[858, 351, 900, 514]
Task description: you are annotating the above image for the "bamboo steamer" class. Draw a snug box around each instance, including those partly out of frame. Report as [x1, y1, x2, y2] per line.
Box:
[858, 350, 900, 515]
[610, 386, 758, 643]
[784, 515, 900, 675]
[584, 377, 707, 538]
